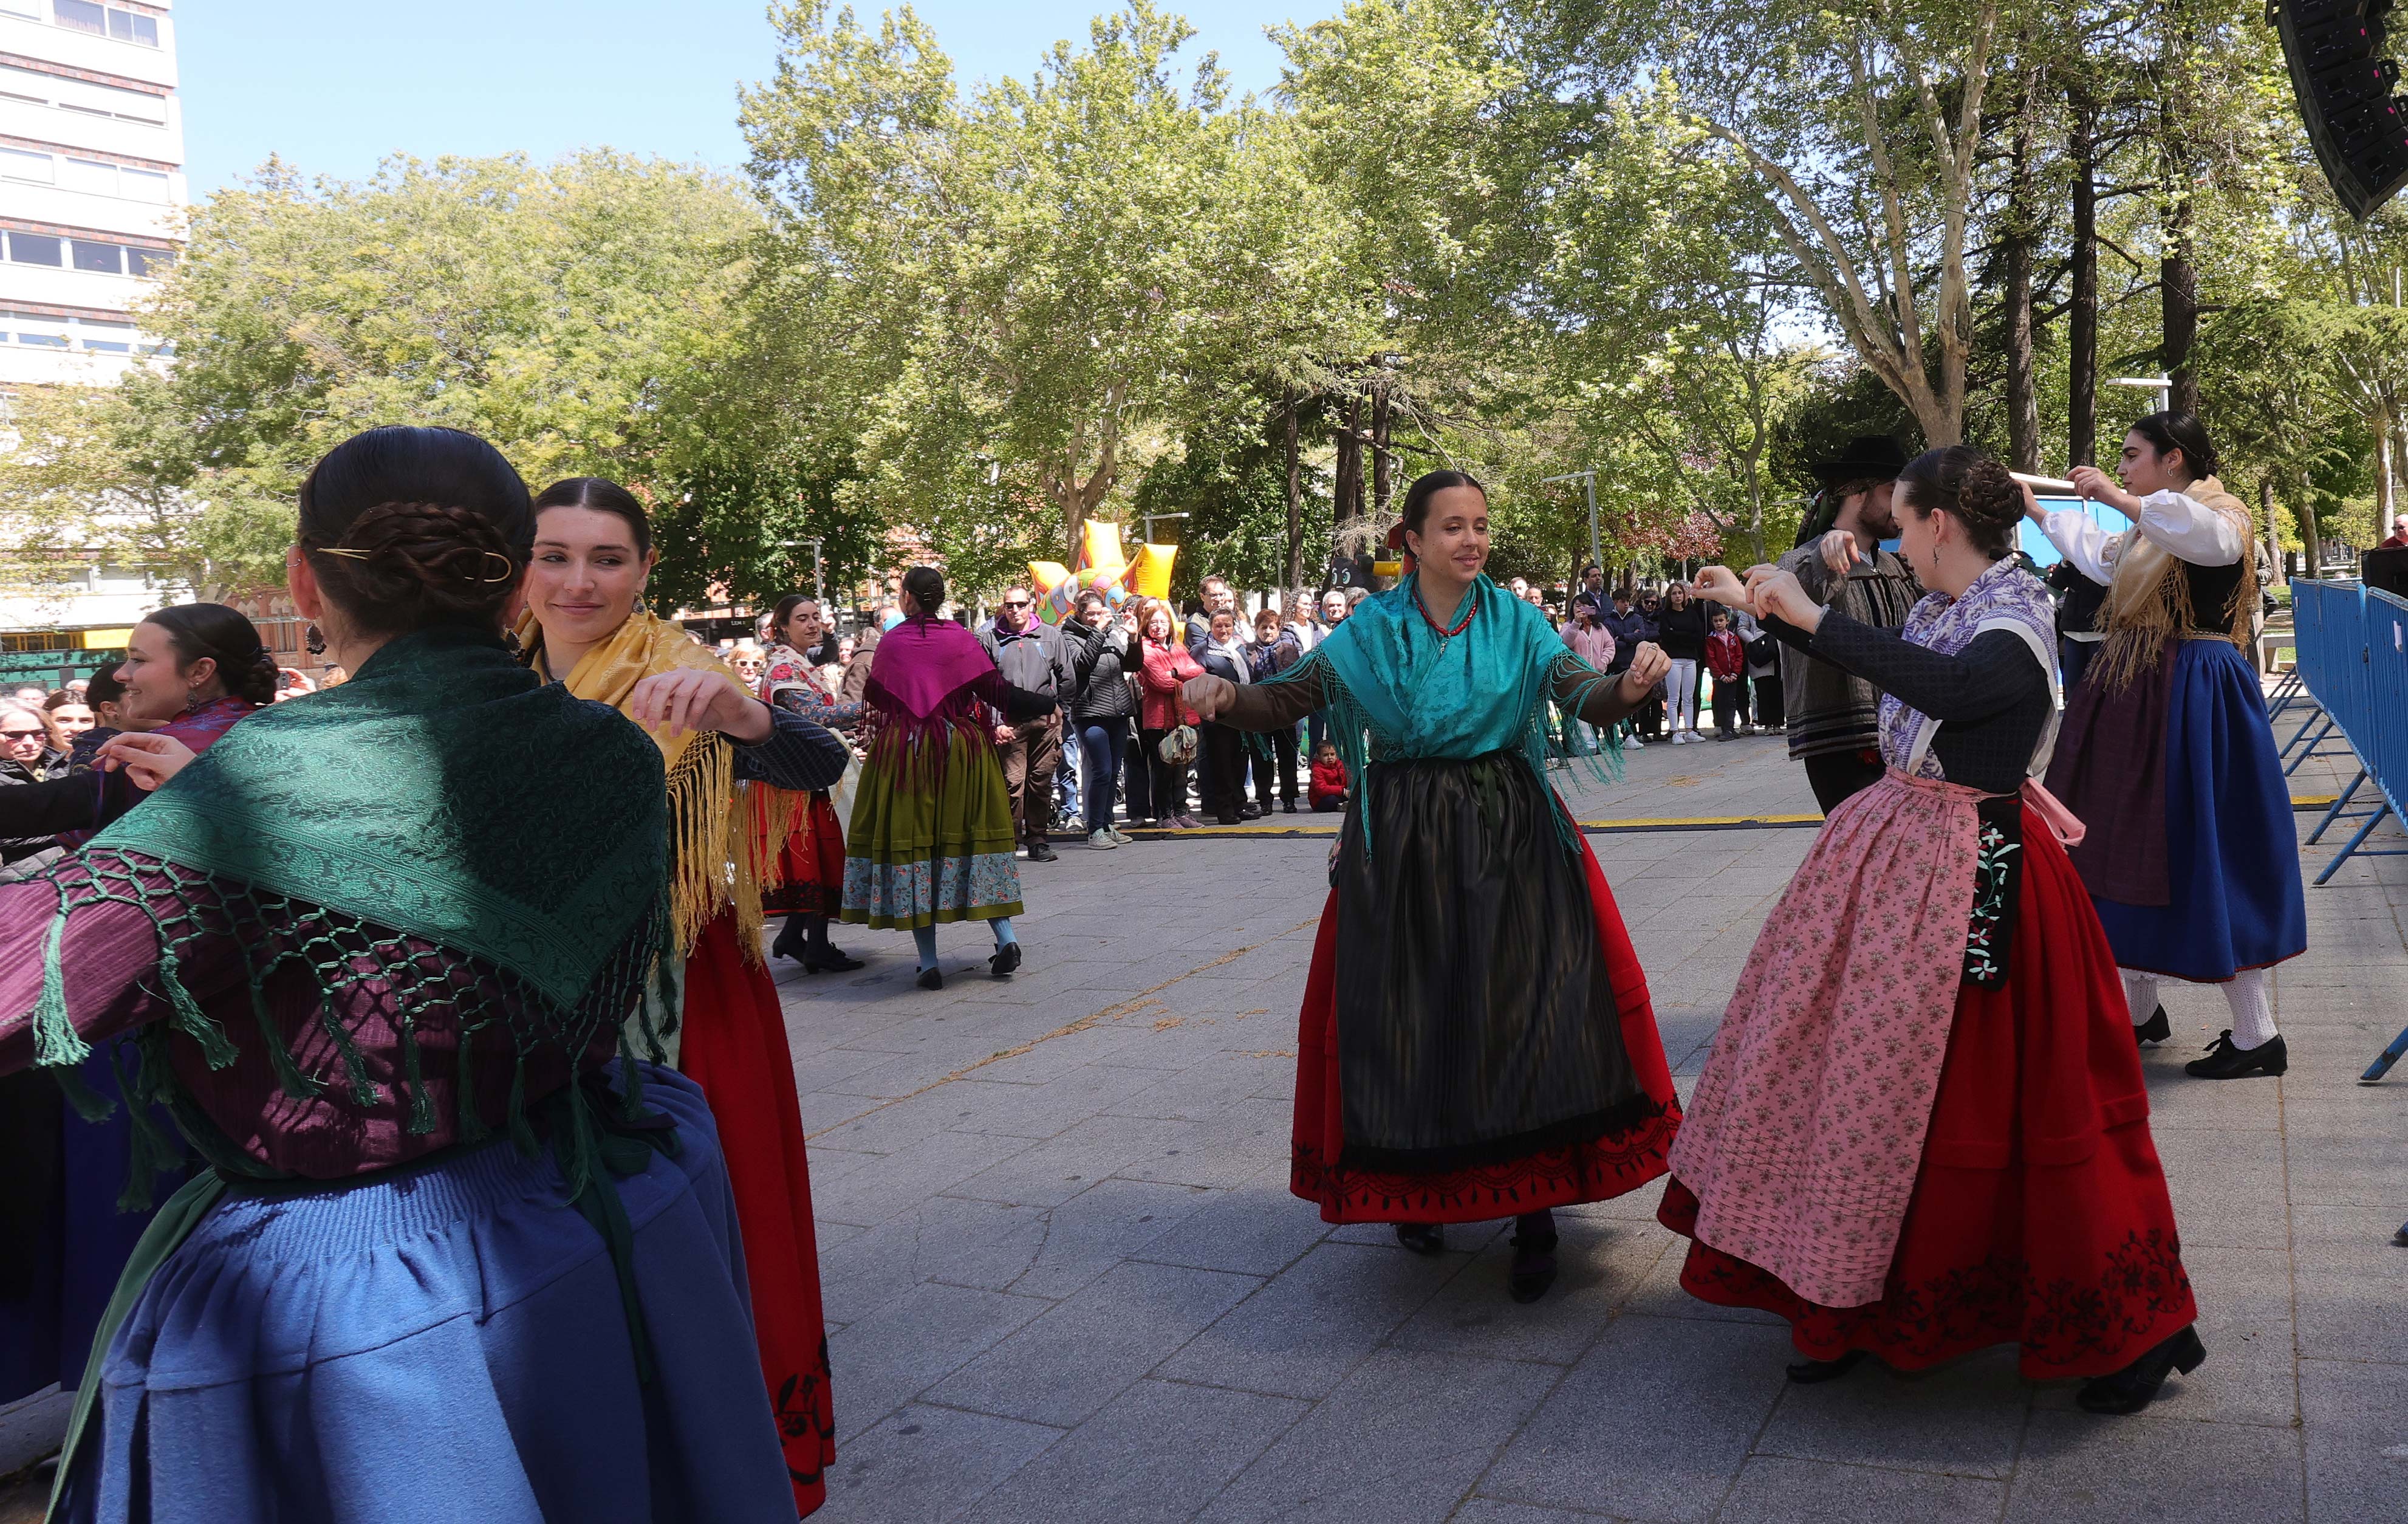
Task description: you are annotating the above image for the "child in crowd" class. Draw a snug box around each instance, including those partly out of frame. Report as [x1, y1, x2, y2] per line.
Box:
[1308, 741, 1350, 811]
[1705, 606, 1747, 741]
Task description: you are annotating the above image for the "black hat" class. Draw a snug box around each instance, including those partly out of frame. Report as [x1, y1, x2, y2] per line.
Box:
[1810, 435, 1909, 489]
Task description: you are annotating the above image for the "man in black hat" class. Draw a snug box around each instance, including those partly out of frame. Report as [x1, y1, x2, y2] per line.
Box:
[1776, 435, 1922, 812]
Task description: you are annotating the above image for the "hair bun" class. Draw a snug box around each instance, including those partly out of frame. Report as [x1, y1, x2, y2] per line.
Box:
[309, 500, 521, 634]
[1957, 459, 2023, 531]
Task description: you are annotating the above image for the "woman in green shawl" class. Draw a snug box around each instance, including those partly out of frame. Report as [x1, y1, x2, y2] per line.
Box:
[1184, 470, 1682, 1302]
[0, 427, 798, 1521]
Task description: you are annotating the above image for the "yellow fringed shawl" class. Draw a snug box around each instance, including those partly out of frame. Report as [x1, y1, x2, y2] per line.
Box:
[2091, 474, 2257, 693]
[517, 606, 800, 962]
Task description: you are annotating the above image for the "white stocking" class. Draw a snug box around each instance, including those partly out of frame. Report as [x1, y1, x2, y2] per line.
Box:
[2223, 967, 2280, 1050]
[2119, 968, 2160, 1028]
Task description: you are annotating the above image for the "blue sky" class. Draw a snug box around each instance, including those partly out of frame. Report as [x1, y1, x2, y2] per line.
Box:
[178, 1, 1325, 194]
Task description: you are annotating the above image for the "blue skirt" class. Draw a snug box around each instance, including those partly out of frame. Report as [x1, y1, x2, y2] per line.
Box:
[2089, 640, 2307, 981]
[56, 1063, 798, 1524]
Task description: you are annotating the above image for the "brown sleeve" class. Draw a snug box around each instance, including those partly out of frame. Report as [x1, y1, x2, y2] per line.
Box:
[1551, 654, 1639, 726]
[1216, 666, 1330, 732]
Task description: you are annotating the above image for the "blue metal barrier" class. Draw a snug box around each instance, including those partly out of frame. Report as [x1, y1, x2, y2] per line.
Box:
[2288, 582, 2408, 1079]
[2285, 581, 2358, 774]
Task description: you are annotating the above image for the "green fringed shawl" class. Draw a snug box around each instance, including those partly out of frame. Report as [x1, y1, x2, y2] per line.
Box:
[21, 627, 674, 1203]
[1262, 573, 1621, 854]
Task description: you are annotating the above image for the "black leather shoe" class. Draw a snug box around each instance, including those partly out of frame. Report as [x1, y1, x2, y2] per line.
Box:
[1785, 1350, 1867, 1385]
[1026, 839, 1058, 863]
[2184, 1031, 2287, 1079]
[2076, 1325, 2205, 1414]
[916, 967, 944, 990]
[989, 941, 1022, 978]
[1508, 1212, 1559, 1303]
[1282, 798, 1297, 814]
[803, 950, 864, 974]
[771, 917, 809, 963]
[2135, 1004, 2170, 1045]
[1394, 1223, 1445, 1255]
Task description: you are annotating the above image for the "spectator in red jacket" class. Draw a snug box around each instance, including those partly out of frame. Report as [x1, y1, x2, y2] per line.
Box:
[1308, 741, 1350, 812]
[1705, 606, 1748, 741]
[1137, 598, 1205, 829]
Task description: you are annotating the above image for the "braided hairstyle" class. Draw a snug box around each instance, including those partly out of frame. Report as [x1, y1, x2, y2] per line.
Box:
[298, 426, 533, 637]
[1897, 446, 2024, 560]
[145, 603, 279, 706]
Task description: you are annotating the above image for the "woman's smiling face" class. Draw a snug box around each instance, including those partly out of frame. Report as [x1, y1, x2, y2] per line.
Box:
[525, 506, 654, 649]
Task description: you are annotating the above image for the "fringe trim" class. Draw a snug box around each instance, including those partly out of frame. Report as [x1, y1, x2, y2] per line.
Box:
[2092, 489, 2257, 693]
[662, 736, 802, 967]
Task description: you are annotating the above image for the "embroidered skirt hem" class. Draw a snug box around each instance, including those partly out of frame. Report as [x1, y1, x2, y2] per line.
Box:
[1656, 821, 2196, 1379]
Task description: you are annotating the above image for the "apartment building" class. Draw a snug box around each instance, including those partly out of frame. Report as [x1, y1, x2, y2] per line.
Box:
[0, 0, 181, 386]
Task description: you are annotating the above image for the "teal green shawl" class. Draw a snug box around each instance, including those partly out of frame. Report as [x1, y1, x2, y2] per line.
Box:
[1273, 573, 1619, 851]
[24, 628, 671, 1183]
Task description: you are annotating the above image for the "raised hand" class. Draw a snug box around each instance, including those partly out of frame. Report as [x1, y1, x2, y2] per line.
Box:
[1743, 566, 1822, 633]
[1617, 642, 1671, 706]
[1818, 529, 1863, 578]
[97, 732, 197, 791]
[1182, 674, 1236, 720]
[628, 668, 773, 743]
[2067, 465, 2141, 517]
[1689, 565, 1753, 611]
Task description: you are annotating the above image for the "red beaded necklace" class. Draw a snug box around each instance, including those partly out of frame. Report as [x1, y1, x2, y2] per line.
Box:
[1411, 578, 1479, 642]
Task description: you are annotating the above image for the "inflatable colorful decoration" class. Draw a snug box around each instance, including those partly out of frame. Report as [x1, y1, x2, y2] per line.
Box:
[1027, 522, 1178, 623]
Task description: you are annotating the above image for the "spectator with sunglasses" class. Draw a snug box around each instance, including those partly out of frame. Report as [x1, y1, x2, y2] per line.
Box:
[979, 584, 1081, 862]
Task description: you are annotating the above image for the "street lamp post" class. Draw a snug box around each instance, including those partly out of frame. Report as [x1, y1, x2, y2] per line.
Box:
[1542, 470, 1602, 574]
[777, 538, 824, 608]
[2107, 375, 2172, 414]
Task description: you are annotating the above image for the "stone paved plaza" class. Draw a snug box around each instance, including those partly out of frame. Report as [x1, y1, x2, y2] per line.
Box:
[782, 729, 2408, 1524]
[2, 723, 2403, 1523]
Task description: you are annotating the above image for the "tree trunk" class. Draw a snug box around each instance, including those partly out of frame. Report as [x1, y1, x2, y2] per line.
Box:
[1283, 387, 1303, 603]
[2067, 83, 2100, 467]
[1369, 379, 1393, 519]
[2003, 81, 2041, 473]
[2261, 478, 2282, 594]
[2160, 9, 2200, 417]
[1333, 391, 1363, 551]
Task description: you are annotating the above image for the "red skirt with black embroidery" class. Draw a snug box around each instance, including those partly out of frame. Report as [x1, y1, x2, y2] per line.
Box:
[1289, 834, 1682, 1224]
[1657, 820, 2197, 1379]
[760, 791, 846, 916]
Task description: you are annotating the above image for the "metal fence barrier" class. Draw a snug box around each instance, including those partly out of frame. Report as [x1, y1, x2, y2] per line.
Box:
[2288, 580, 2408, 1080]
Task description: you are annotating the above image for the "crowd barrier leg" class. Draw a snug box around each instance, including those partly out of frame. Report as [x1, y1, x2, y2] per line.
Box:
[2314, 800, 2401, 885]
[2308, 768, 2372, 845]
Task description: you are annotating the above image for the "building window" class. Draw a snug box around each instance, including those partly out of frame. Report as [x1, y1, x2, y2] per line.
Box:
[119, 166, 168, 202]
[7, 231, 61, 265]
[52, 1, 154, 47]
[60, 157, 114, 195]
[1, 229, 172, 275]
[69, 238, 118, 273]
[78, 318, 131, 352]
[123, 244, 169, 275]
[105, 8, 156, 46]
[0, 63, 170, 124]
[0, 1, 41, 19]
[0, 147, 51, 184]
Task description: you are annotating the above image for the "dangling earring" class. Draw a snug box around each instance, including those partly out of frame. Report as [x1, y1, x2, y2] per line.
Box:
[305, 623, 326, 656]
[182, 685, 203, 713]
[503, 626, 524, 658]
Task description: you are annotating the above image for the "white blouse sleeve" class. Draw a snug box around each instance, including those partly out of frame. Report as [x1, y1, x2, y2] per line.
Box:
[2135, 489, 2245, 567]
[2039, 508, 2119, 585]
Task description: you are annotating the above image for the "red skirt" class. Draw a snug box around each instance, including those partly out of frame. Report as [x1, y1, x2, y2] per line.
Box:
[1657, 816, 2197, 1379]
[677, 910, 834, 1514]
[761, 791, 846, 917]
[1290, 834, 1681, 1224]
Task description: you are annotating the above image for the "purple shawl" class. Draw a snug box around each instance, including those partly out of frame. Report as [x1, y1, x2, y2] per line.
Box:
[1880, 557, 2057, 781]
[865, 616, 997, 720]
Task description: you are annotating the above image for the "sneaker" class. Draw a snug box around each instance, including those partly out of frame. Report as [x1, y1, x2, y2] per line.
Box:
[1671, 732, 1689, 745]
[1178, 814, 1203, 829]
[1086, 828, 1119, 850]
[1107, 825, 1134, 844]
[1626, 736, 1645, 749]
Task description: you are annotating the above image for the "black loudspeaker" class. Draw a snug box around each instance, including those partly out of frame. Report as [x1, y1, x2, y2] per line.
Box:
[2272, 0, 2408, 218]
[2365, 544, 2408, 597]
